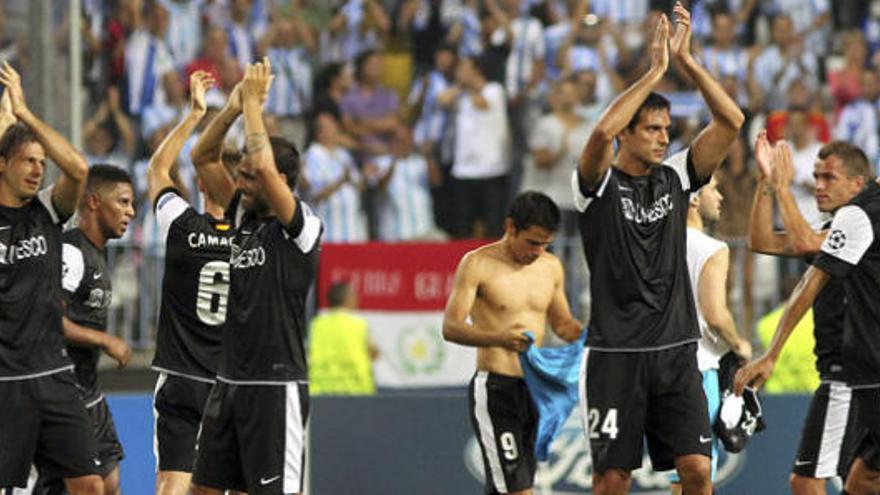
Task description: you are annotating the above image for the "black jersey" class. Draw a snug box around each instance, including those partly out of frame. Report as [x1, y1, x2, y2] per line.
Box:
[61, 228, 112, 402]
[807, 221, 846, 381]
[218, 193, 322, 384]
[150, 189, 232, 381]
[814, 181, 880, 387]
[573, 149, 707, 351]
[0, 187, 72, 379]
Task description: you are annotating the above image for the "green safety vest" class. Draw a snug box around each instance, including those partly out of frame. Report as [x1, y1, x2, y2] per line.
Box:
[308, 310, 376, 395]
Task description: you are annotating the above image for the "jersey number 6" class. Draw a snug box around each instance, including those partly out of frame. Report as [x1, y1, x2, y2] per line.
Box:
[196, 261, 231, 326]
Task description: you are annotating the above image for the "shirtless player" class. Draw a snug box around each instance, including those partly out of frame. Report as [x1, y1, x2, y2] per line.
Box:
[443, 191, 583, 495]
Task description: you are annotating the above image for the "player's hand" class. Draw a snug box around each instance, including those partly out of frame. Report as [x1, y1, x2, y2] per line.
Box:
[732, 339, 753, 362]
[225, 81, 244, 114]
[670, 2, 693, 63]
[189, 70, 216, 114]
[0, 61, 28, 118]
[103, 335, 132, 369]
[772, 141, 796, 188]
[649, 14, 670, 75]
[733, 354, 775, 395]
[754, 130, 773, 180]
[499, 326, 532, 352]
[241, 57, 274, 105]
[0, 86, 13, 121]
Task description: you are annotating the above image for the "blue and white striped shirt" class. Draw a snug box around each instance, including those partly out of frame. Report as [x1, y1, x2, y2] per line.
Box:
[835, 99, 879, 164]
[504, 16, 546, 98]
[124, 30, 174, 115]
[161, 0, 204, 70]
[764, 0, 830, 55]
[700, 46, 749, 82]
[753, 46, 818, 110]
[372, 153, 437, 241]
[408, 70, 452, 148]
[303, 143, 368, 243]
[590, 0, 648, 24]
[265, 47, 313, 118]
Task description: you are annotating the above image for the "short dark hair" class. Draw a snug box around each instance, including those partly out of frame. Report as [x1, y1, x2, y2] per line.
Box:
[354, 50, 378, 82]
[0, 123, 37, 160]
[270, 136, 301, 190]
[327, 281, 350, 307]
[462, 55, 491, 81]
[626, 92, 670, 131]
[507, 191, 560, 232]
[818, 141, 875, 180]
[86, 164, 133, 193]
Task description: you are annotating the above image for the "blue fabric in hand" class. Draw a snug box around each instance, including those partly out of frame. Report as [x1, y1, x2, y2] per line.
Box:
[518, 329, 587, 461]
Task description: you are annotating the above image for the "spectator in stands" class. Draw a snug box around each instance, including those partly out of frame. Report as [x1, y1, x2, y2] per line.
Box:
[439, 56, 510, 238]
[398, 0, 458, 75]
[225, 0, 264, 70]
[369, 124, 443, 242]
[699, 10, 749, 84]
[321, 0, 390, 64]
[309, 281, 378, 396]
[141, 71, 187, 142]
[341, 50, 400, 157]
[314, 63, 352, 123]
[185, 27, 231, 85]
[557, 15, 625, 105]
[445, 0, 483, 59]
[163, 0, 205, 70]
[573, 68, 604, 123]
[265, 16, 315, 150]
[749, 14, 818, 112]
[83, 86, 136, 170]
[784, 106, 827, 227]
[589, 0, 649, 50]
[764, 80, 831, 144]
[828, 30, 869, 115]
[303, 113, 369, 242]
[835, 70, 880, 166]
[543, 0, 588, 82]
[408, 43, 456, 163]
[124, 0, 174, 116]
[762, 0, 831, 60]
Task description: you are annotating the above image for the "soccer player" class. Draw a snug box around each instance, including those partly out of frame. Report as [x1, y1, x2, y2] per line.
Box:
[736, 141, 880, 495]
[190, 59, 322, 495]
[670, 176, 752, 495]
[747, 134, 871, 493]
[572, 3, 744, 494]
[0, 62, 102, 494]
[443, 191, 583, 495]
[148, 71, 236, 495]
[52, 164, 135, 495]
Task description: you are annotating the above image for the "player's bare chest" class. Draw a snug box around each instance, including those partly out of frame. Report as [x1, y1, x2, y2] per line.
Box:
[478, 269, 554, 313]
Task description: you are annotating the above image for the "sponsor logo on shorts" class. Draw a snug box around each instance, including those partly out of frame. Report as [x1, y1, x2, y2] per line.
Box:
[699, 435, 712, 443]
[464, 415, 747, 494]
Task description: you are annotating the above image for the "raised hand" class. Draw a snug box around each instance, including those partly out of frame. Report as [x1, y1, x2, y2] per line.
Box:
[0, 86, 12, 120]
[0, 61, 28, 118]
[772, 140, 795, 188]
[189, 70, 216, 113]
[754, 130, 773, 180]
[241, 57, 274, 105]
[650, 14, 670, 74]
[670, 1, 693, 63]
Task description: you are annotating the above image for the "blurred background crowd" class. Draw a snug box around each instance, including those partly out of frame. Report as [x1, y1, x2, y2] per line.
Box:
[1, 0, 876, 371]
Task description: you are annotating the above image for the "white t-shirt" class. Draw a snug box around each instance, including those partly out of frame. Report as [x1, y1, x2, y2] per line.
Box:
[789, 141, 830, 227]
[687, 228, 730, 371]
[452, 82, 510, 179]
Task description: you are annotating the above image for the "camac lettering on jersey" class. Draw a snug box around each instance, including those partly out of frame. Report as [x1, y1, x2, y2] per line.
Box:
[0, 235, 49, 264]
[188, 232, 232, 249]
[620, 194, 674, 225]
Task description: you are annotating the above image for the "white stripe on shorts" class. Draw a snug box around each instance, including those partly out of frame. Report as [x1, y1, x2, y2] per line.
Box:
[152, 372, 168, 471]
[284, 383, 305, 493]
[473, 371, 508, 493]
[815, 381, 852, 478]
[578, 348, 591, 441]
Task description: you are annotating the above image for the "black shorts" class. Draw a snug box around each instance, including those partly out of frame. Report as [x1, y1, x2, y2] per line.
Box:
[468, 371, 538, 495]
[0, 371, 99, 487]
[192, 380, 309, 493]
[852, 387, 880, 472]
[153, 373, 213, 472]
[792, 381, 863, 479]
[85, 396, 124, 478]
[580, 343, 711, 473]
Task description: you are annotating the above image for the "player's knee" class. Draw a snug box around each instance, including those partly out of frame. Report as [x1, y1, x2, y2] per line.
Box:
[190, 483, 223, 495]
[789, 473, 824, 495]
[64, 475, 104, 495]
[676, 456, 711, 488]
[593, 469, 631, 495]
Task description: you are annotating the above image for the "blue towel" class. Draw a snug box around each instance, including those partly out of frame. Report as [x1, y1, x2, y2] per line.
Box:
[518, 329, 587, 461]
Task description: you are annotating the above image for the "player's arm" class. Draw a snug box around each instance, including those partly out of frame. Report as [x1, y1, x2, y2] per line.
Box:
[748, 130, 794, 255]
[0, 89, 16, 139]
[0, 62, 88, 218]
[442, 252, 530, 351]
[147, 71, 214, 205]
[242, 58, 298, 224]
[61, 316, 131, 369]
[547, 256, 583, 342]
[699, 247, 752, 360]
[190, 84, 240, 209]
[734, 266, 829, 394]
[577, 15, 670, 189]
[772, 142, 828, 254]
[670, 2, 745, 180]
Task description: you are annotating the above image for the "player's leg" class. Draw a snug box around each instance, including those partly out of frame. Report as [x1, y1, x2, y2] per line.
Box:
[238, 382, 309, 494]
[843, 388, 880, 495]
[154, 374, 215, 495]
[645, 344, 711, 495]
[87, 397, 124, 495]
[670, 369, 721, 495]
[191, 382, 247, 493]
[0, 381, 41, 490]
[580, 350, 646, 495]
[102, 465, 121, 495]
